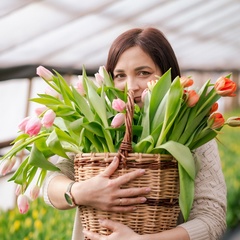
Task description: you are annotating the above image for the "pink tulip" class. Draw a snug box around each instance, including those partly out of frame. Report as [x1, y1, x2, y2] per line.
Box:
[35, 106, 48, 116]
[41, 109, 56, 128]
[36, 66, 54, 81]
[208, 112, 225, 129]
[94, 73, 104, 85]
[98, 66, 106, 78]
[76, 75, 85, 96]
[45, 86, 60, 98]
[180, 76, 194, 88]
[112, 98, 126, 112]
[17, 194, 29, 214]
[29, 185, 40, 200]
[111, 113, 125, 128]
[0, 157, 16, 175]
[15, 185, 22, 196]
[214, 76, 237, 97]
[186, 90, 199, 107]
[141, 88, 149, 103]
[25, 116, 42, 136]
[18, 116, 31, 132]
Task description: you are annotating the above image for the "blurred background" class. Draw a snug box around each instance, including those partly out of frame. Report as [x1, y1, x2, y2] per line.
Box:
[0, 0, 239, 239]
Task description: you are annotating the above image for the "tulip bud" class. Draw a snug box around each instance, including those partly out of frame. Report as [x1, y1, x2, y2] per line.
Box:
[111, 113, 125, 128]
[35, 106, 48, 116]
[225, 116, 240, 127]
[209, 102, 218, 115]
[17, 194, 30, 214]
[147, 80, 158, 91]
[180, 76, 194, 88]
[208, 112, 225, 129]
[75, 75, 85, 96]
[36, 66, 54, 81]
[94, 73, 104, 85]
[18, 116, 31, 132]
[15, 184, 22, 196]
[214, 76, 237, 97]
[25, 116, 42, 136]
[0, 157, 16, 175]
[112, 98, 126, 112]
[186, 90, 199, 107]
[29, 185, 40, 200]
[141, 88, 149, 103]
[41, 109, 56, 128]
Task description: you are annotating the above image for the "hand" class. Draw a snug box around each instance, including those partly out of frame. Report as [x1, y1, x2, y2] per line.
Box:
[83, 219, 140, 240]
[73, 156, 151, 212]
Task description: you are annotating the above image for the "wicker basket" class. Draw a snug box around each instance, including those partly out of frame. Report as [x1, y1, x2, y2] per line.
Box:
[74, 90, 180, 237]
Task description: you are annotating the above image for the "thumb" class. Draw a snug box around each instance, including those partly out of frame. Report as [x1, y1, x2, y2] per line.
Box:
[100, 156, 119, 178]
[98, 218, 120, 232]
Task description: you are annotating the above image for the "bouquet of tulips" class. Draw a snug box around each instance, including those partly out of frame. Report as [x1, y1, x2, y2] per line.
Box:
[0, 65, 239, 218]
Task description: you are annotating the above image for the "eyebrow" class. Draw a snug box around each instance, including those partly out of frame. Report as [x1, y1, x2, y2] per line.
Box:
[114, 66, 153, 73]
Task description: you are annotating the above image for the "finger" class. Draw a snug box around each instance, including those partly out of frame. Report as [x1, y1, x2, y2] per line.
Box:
[100, 156, 119, 178]
[116, 196, 147, 206]
[119, 187, 151, 198]
[82, 229, 103, 240]
[98, 219, 121, 232]
[115, 169, 145, 185]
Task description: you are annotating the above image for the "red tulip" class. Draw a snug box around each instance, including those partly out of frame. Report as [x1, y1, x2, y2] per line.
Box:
[186, 90, 199, 107]
[180, 76, 194, 88]
[208, 112, 225, 129]
[214, 76, 237, 97]
[209, 102, 218, 114]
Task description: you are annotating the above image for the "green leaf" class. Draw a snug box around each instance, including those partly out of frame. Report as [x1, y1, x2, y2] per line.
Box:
[46, 130, 69, 159]
[28, 144, 59, 171]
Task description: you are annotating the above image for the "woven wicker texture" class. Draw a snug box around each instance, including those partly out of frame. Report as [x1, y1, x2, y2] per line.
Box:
[74, 90, 180, 237]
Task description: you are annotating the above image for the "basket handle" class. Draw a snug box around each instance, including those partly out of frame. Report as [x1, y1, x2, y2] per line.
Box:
[118, 90, 134, 161]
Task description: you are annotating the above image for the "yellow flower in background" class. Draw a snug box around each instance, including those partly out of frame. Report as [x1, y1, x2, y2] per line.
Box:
[34, 219, 43, 231]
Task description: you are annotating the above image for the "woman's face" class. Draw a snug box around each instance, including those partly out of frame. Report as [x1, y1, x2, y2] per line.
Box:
[113, 46, 162, 107]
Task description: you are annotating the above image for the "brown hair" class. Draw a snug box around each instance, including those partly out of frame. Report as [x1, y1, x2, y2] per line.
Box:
[106, 27, 180, 80]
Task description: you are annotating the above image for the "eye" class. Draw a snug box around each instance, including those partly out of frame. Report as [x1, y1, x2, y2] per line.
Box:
[114, 73, 126, 80]
[138, 71, 151, 76]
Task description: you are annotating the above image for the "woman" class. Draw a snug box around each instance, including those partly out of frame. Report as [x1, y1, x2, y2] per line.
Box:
[43, 28, 226, 240]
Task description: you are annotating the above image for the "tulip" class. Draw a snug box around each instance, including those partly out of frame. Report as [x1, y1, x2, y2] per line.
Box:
[0, 157, 16, 175]
[18, 116, 31, 132]
[25, 116, 42, 136]
[94, 73, 104, 85]
[208, 112, 225, 129]
[147, 80, 158, 91]
[186, 90, 199, 107]
[214, 76, 237, 97]
[29, 185, 40, 200]
[209, 102, 218, 114]
[98, 66, 106, 78]
[75, 75, 85, 96]
[41, 109, 56, 128]
[111, 113, 125, 128]
[15, 184, 22, 196]
[141, 88, 149, 103]
[112, 98, 126, 112]
[36, 66, 54, 81]
[225, 116, 240, 127]
[45, 86, 60, 98]
[180, 76, 194, 88]
[17, 194, 29, 214]
[35, 106, 48, 116]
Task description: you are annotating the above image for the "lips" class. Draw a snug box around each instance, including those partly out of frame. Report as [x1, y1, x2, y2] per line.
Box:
[134, 96, 142, 103]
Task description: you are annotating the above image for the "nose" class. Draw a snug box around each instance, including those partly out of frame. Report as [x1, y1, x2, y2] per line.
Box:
[126, 77, 139, 91]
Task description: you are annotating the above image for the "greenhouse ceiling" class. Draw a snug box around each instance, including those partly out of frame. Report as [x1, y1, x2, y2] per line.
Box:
[0, 0, 240, 80]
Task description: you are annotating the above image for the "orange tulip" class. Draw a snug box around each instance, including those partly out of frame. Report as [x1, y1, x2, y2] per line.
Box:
[208, 112, 225, 129]
[214, 77, 237, 97]
[209, 102, 218, 114]
[180, 76, 194, 88]
[186, 90, 199, 107]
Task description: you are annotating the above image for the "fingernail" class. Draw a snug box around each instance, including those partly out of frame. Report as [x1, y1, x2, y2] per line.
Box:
[133, 207, 138, 211]
[139, 169, 145, 174]
[145, 187, 151, 193]
[140, 197, 147, 202]
[113, 156, 118, 162]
